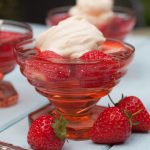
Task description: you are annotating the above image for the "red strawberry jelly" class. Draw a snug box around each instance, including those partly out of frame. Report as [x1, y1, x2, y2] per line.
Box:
[48, 13, 134, 40]
[47, 13, 70, 26]
[0, 31, 31, 74]
[0, 20, 32, 108]
[98, 15, 135, 40]
[47, 7, 135, 40]
[15, 39, 134, 140]
[0, 31, 32, 108]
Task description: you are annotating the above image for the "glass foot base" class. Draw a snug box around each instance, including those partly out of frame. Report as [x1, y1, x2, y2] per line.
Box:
[29, 104, 106, 140]
[0, 81, 18, 107]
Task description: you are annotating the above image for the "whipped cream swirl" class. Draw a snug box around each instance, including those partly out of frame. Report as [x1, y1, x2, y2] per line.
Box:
[36, 17, 105, 59]
[69, 0, 114, 25]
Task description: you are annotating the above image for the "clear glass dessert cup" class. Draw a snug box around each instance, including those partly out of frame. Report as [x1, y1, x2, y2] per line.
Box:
[0, 20, 32, 107]
[46, 6, 136, 40]
[14, 39, 135, 140]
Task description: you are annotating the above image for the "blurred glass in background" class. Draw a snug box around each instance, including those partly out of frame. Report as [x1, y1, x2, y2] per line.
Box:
[0, 0, 149, 27]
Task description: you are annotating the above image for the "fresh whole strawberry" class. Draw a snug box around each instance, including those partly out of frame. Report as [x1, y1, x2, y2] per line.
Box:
[28, 115, 67, 150]
[116, 96, 150, 132]
[76, 50, 119, 88]
[90, 107, 131, 144]
[24, 50, 70, 81]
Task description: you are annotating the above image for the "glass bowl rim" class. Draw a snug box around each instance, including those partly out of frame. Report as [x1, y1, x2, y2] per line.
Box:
[47, 5, 136, 19]
[14, 38, 135, 64]
[0, 19, 32, 33]
[0, 19, 33, 47]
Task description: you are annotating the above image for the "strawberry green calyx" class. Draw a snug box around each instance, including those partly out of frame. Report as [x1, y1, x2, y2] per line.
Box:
[123, 109, 143, 126]
[123, 110, 133, 127]
[52, 116, 68, 140]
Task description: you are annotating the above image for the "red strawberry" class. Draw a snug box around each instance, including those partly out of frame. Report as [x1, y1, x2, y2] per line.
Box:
[90, 107, 131, 144]
[28, 115, 67, 150]
[37, 50, 62, 60]
[76, 50, 119, 88]
[100, 40, 133, 71]
[24, 51, 70, 81]
[100, 40, 126, 54]
[116, 96, 150, 132]
[80, 50, 118, 63]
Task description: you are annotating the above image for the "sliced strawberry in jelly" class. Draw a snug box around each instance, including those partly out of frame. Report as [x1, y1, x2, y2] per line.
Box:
[0, 44, 14, 57]
[76, 50, 119, 88]
[36, 50, 62, 60]
[100, 40, 126, 54]
[24, 60, 70, 81]
[24, 51, 70, 81]
[101, 40, 133, 69]
[76, 50, 119, 78]
[0, 31, 27, 45]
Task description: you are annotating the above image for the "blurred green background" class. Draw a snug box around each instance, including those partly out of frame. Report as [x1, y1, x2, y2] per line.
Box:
[141, 0, 150, 26]
[0, 0, 150, 27]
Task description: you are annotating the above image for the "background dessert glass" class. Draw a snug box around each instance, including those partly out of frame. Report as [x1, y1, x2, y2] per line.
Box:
[0, 20, 32, 107]
[46, 6, 136, 40]
[14, 39, 134, 140]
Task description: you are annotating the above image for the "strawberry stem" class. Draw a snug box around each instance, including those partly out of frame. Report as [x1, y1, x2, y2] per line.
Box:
[108, 94, 126, 106]
[52, 116, 68, 140]
[108, 103, 111, 108]
[121, 94, 124, 100]
[108, 95, 116, 106]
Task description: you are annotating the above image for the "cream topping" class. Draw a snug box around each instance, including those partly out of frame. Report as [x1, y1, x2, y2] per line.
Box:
[36, 17, 105, 59]
[69, 0, 114, 25]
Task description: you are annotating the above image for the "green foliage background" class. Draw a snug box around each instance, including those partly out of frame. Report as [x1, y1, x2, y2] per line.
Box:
[141, 0, 150, 26]
[0, 0, 20, 20]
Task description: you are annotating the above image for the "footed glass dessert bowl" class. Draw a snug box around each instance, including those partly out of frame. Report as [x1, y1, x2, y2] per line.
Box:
[46, 6, 136, 40]
[14, 39, 134, 140]
[0, 20, 32, 107]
